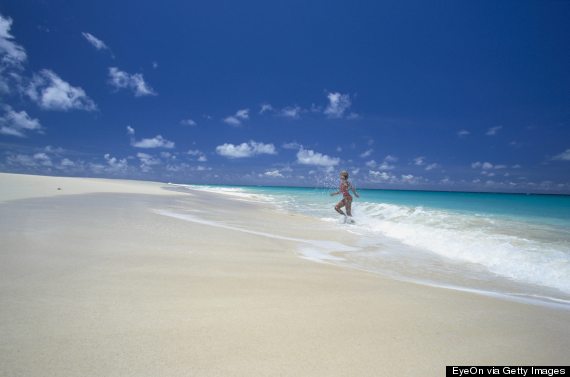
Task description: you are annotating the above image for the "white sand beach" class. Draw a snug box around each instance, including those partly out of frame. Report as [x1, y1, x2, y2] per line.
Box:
[1, 172, 568, 377]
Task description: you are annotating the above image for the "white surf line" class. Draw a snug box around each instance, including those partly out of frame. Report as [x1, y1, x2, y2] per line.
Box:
[154, 210, 570, 309]
[153, 210, 356, 260]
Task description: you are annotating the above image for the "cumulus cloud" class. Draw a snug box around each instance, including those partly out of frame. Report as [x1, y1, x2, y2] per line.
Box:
[259, 103, 274, 114]
[552, 149, 570, 161]
[368, 170, 420, 184]
[368, 170, 395, 182]
[127, 126, 174, 149]
[108, 67, 156, 97]
[187, 149, 207, 161]
[136, 152, 161, 172]
[360, 149, 373, 158]
[103, 153, 128, 173]
[132, 135, 174, 149]
[486, 126, 502, 136]
[413, 156, 425, 166]
[471, 161, 494, 170]
[0, 105, 42, 137]
[26, 69, 97, 111]
[366, 155, 398, 172]
[282, 141, 302, 150]
[81, 32, 109, 51]
[223, 108, 249, 126]
[216, 140, 276, 158]
[180, 118, 197, 126]
[324, 92, 352, 119]
[296, 148, 339, 167]
[279, 106, 302, 119]
[0, 14, 27, 67]
[425, 163, 439, 171]
[263, 169, 284, 178]
[6, 151, 52, 168]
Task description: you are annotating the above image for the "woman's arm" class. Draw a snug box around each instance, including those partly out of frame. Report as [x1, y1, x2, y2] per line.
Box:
[330, 190, 340, 196]
[351, 184, 360, 198]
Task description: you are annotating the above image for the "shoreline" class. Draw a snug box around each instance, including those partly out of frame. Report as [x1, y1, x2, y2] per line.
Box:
[1, 173, 569, 376]
[170, 183, 570, 311]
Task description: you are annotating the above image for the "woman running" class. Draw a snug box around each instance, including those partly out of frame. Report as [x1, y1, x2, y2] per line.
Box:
[330, 170, 359, 220]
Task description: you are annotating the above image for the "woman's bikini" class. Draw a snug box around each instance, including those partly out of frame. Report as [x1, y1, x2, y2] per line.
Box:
[340, 180, 352, 202]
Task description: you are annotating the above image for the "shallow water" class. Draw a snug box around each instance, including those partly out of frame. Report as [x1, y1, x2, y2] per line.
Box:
[171, 184, 570, 308]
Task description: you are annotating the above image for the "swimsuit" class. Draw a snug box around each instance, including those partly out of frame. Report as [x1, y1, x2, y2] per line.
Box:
[340, 181, 352, 200]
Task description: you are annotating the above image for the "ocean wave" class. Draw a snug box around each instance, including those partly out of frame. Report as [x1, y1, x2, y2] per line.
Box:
[354, 201, 570, 294]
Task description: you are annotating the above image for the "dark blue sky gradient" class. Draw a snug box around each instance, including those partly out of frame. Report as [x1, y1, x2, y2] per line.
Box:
[1, 1, 569, 192]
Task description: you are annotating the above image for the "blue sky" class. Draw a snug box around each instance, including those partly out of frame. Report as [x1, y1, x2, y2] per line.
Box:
[1, 1, 569, 193]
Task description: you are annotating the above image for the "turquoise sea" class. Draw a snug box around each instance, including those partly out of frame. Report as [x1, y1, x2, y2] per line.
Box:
[175, 184, 570, 308]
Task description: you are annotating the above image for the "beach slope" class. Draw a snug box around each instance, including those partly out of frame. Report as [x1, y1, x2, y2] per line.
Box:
[0, 173, 568, 377]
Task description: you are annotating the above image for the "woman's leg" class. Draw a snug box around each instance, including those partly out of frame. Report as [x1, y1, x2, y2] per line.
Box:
[345, 197, 353, 216]
[334, 199, 346, 215]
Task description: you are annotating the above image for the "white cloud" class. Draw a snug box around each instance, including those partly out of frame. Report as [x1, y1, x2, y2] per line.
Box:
[104, 153, 128, 172]
[32, 152, 52, 166]
[384, 155, 398, 162]
[263, 169, 283, 178]
[223, 108, 249, 126]
[378, 161, 395, 170]
[216, 140, 276, 158]
[187, 149, 207, 161]
[0, 105, 42, 137]
[365, 160, 376, 168]
[457, 129, 470, 137]
[279, 106, 301, 119]
[6, 153, 36, 167]
[59, 158, 75, 167]
[324, 92, 352, 118]
[552, 149, 570, 161]
[425, 163, 439, 171]
[368, 170, 394, 182]
[400, 174, 416, 183]
[0, 14, 27, 67]
[282, 141, 302, 150]
[296, 148, 339, 167]
[360, 149, 373, 158]
[26, 69, 97, 111]
[180, 118, 197, 126]
[236, 109, 249, 119]
[486, 126, 502, 136]
[413, 156, 425, 166]
[136, 152, 161, 172]
[259, 103, 274, 114]
[127, 126, 174, 149]
[131, 135, 174, 149]
[108, 67, 156, 97]
[81, 32, 108, 51]
[472, 161, 494, 170]
[223, 116, 241, 126]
